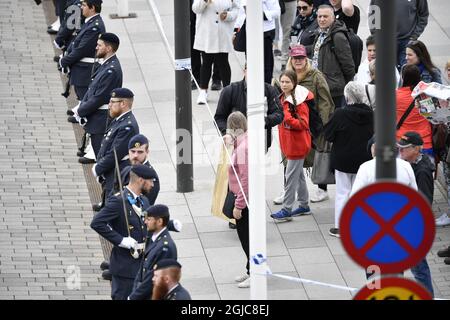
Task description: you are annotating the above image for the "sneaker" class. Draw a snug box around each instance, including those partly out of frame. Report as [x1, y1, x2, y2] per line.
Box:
[329, 227, 340, 238]
[291, 206, 312, 217]
[237, 277, 250, 288]
[270, 208, 292, 221]
[196, 89, 207, 105]
[436, 213, 450, 227]
[273, 191, 285, 205]
[437, 246, 450, 258]
[234, 273, 249, 283]
[310, 189, 329, 203]
[210, 80, 222, 91]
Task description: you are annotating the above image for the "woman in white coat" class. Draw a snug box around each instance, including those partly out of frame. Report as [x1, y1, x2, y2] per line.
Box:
[192, 0, 240, 104]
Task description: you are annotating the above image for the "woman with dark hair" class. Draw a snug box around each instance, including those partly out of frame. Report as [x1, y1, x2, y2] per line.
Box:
[396, 64, 433, 160]
[289, 0, 318, 60]
[404, 40, 442, 84]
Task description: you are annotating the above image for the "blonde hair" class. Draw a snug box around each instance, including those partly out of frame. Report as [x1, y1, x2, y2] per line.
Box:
[226, 111, 247, 137]
[287, 57, 312, 82]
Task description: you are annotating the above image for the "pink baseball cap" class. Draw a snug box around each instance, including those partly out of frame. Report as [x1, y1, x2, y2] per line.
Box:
[289, 45, 307, 57]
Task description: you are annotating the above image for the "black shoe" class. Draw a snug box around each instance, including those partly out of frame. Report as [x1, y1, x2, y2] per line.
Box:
[53, 55, 60, 63]
[228, 222, 236, 229]
[67, 116, 78, 123]
[47, 28, 58, 35]
[77, 150, 85, 157]
[438, 246, 450, 258]
[211, 80, 222, 91]
[445, 257, 450, 265]
[191, 80, 197, 90]
[78, 156, 95, 164]
[101, 269, 112, 281]
[100, 261, 109, 271]
[92, 202, 103, 211]
[67, 109, 74, 116]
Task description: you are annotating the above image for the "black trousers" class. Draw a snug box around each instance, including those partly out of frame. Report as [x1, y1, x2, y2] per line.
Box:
[111, 275, 134, 300]
[236, 207, 250, 275]
[263, 30, 275, 84]
[190, 25, 220, 84]
[332, 95, 344, 109]
[199, 52, 230, 89]
[74, 86, 88, 101]
[90, 133, 103, 158]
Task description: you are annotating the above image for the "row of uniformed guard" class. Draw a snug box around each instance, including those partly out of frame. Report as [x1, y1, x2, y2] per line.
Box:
[51, 0, 191, 300]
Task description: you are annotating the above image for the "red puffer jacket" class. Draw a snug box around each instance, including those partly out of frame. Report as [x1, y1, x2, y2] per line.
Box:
[278, 86, 314, 160]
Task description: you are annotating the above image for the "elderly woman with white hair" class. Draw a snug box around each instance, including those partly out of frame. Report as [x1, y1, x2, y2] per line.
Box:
[323, 81, 374, 237]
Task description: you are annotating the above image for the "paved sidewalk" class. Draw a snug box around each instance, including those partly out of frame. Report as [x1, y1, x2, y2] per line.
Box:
[1, 0, 450, 300]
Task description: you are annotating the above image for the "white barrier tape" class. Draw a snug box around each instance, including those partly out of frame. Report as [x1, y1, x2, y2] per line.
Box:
[147, 0, 249, 209]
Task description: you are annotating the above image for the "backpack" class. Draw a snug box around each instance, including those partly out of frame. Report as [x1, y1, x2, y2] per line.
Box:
[332, 28, 363, 73]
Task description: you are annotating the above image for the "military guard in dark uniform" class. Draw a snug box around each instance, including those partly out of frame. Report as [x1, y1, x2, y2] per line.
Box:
[151, 259, 191, 300]
[71, 32, 123, 157]
[90, 164, 158, 300]
[92, 88, 139, 207]
[110, 134, 160, 205]
[53, 0, 84, 52]
[128, 205, 177, 300]
[58, 0, 105, 100]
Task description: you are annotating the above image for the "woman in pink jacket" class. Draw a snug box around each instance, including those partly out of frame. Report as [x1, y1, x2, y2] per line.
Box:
[226, 111, 250, 288]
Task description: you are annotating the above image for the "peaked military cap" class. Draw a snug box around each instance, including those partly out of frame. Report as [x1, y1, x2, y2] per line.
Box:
[144, 204, 170, 218]
[111, 88, 134, 99]
[131, 164, 157, 180]
[128, 134, 149, 150]
[153, 259, 181, 271]
[99, 32, 120, 46]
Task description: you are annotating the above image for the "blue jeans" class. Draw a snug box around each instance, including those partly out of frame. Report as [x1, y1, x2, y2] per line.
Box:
[411, 258, 434, 297]
[397, 38, 410, 71]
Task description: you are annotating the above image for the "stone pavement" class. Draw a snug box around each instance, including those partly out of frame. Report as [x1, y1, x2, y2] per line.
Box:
[1, 0, 449, 300]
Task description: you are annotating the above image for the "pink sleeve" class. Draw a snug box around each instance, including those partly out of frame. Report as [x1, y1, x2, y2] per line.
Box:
[234, 143, 248, 210]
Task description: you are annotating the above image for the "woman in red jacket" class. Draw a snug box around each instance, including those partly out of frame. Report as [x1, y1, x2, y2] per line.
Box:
[271, 70, 314, 221]
[396, 64, 433, 160]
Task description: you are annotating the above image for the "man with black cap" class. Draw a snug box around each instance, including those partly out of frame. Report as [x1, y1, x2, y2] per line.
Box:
[70, 32, 123, 160]
[128, 204, 177, 300]
[109, 134, 160, 205]
[91, 164, 156, 300]
[92, 87, 139, 208]
[152, 259, 191, 300]
[397, 131, 435, 297]
[58, 0, 105, 100]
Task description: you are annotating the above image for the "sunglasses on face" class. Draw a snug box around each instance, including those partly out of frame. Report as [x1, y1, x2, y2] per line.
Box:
[297, 6, 309, 11]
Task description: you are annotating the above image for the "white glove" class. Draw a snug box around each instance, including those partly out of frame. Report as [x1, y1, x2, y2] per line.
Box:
[119, 236, 137, 249]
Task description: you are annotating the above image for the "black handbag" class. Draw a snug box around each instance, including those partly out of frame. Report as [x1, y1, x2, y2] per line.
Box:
[222, 190, 236, 219]
[233, 20, 246, 52]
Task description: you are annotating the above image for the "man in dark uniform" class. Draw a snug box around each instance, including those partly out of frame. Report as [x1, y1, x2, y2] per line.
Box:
[109, 134, 160, 205]
[53, 0, 84, 53]
[58, 0, 105, 100]
[71, 32, 123, 158]
[90, 164, 157, 300]
[128, 205, 177, 300]
[151, 259, 191, 300]
[92, 87, 139, 207]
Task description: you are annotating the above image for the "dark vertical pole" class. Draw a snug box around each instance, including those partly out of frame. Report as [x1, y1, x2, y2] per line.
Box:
[374, 0, 397, 179]
[174, 0, 193, 192]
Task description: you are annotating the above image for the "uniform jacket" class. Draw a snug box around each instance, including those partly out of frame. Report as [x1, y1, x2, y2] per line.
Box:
[396, 86, 432, 149]
[54, 0, 84, 50]
[111, 161, 160, 205]
[129, 229, 177, 300]
[278, 86, 313, 160]
[164, 284, 192, 300]
[61, 14, 105, 87]
[192, 0, 240, 53]
[324, 103, 374, 174]
[95, 111, 139, 191]
[313, 20, 355, 97]
[90, 188, 149, 279]
[214, 79, 284, 150]
[77, 55, 123, 135]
